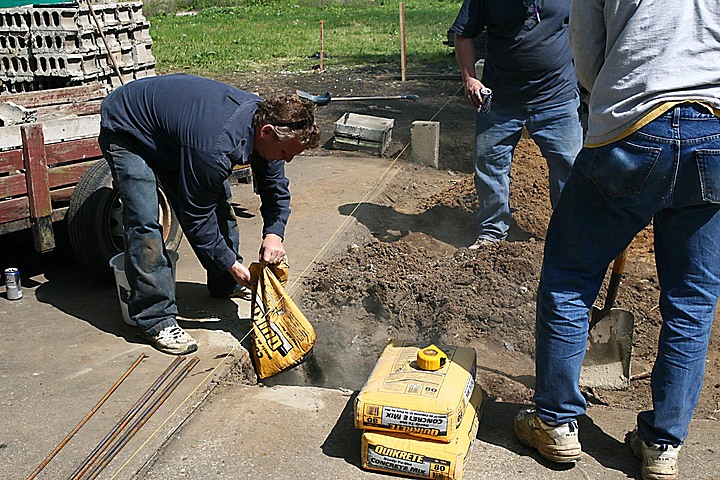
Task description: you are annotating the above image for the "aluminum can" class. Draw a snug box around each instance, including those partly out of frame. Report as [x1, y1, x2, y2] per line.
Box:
[4, 268, 22, 300]
[478, 87, 493, 113]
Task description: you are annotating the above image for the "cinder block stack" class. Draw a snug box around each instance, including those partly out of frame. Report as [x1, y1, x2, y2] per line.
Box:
[0, 1, 156, 93]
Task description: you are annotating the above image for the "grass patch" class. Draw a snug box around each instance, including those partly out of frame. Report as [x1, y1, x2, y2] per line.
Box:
[148, 0, 462, 75]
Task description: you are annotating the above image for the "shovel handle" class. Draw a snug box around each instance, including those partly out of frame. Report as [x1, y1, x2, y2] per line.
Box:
[604, 248, 628, 311]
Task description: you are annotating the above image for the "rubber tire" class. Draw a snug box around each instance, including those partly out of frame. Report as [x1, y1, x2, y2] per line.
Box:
[66, 159, 183, 273]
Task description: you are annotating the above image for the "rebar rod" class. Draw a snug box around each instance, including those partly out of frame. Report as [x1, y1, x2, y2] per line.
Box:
[69, 356, 185, 480]
[83, 356, 200, 480]
[25, 353, 147, 480]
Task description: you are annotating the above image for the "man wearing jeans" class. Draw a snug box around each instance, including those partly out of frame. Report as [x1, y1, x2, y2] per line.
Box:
[451, 0, 583, 248]
[99, 74, 320, 355]
[514, 2, 720, 479]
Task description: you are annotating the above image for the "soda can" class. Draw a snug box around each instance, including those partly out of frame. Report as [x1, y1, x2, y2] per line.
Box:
[478, 87, 493, 113]
[4, 267, 22, 300]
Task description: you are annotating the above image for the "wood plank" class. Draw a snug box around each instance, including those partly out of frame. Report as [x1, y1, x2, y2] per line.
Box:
[50, 186, 75, 204]
[46, 137, 102, 166]
[0, 173, 27, 198]
[49, 160, 96, 189]
[0, 115, 100, 151]
[35, 100, 103, 120]
[0, 149, 23, 174]
[0, 84, 108, 108]
[0, 196, 29, 225]
[22, 124, 52, 218]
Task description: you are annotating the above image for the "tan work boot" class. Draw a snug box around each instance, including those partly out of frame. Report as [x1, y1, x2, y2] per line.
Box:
[630, 428, 680, 480]
[514, 406, 582, 463]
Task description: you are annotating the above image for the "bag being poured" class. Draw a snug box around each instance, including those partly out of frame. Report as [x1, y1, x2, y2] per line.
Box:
[248, 259, 316, 379]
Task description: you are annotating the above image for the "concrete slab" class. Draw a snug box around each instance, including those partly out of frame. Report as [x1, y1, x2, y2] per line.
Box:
[0, 152, 393, 479]
[138, 384, 720, 480]
[2, 151, 719, 480]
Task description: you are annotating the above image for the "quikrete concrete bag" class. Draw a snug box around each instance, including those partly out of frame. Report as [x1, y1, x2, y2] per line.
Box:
[361, 386, 482, 480]
[248, 260, 315, 379]
[355, 340, 476, 442]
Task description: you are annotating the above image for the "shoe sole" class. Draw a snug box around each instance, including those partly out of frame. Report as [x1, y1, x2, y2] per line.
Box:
[139, 333, 199, 356]
[630, 436, 678, 480]
[514, 421, 582, 463]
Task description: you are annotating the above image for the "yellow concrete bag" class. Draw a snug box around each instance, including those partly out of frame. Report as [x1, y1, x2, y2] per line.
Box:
[248, 260, 316, 379]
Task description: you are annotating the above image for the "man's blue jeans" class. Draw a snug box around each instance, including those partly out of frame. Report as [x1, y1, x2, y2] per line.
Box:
[534, 104, 720, 446]
[99, 130, 241, 335]
[473, 93, 583, 240]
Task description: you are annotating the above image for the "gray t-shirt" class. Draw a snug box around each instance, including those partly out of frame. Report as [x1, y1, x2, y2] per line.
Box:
[570, 0, 720, 146]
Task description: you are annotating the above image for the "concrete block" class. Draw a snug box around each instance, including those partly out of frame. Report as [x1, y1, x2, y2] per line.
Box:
[0, 32, 30, 55]
[333, 112, 394, 155]
[0, 8, 31, 31]
[0, 101, 37, 127]
[410, 120, 440, 169]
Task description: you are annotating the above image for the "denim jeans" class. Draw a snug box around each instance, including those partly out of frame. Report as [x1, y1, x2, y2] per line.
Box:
[534, 104, 720, 446]
[473, 93, 583, 240]
[99, 130, 241, 335]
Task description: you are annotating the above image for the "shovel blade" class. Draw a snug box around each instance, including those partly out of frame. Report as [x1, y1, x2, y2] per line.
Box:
[579, 307, 635, 390]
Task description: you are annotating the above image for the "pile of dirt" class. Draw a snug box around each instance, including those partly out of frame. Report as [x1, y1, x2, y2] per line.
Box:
[227, 68, 720, 420]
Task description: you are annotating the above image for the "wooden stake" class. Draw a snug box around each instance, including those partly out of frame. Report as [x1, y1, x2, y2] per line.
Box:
[319, 20, 325, 73]
[399, 2, 407, 82]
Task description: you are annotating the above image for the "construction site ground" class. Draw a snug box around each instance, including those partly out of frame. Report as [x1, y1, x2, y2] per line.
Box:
[1, 69, 719, 479]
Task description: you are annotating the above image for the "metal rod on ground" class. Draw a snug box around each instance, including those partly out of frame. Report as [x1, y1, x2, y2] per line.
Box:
[319, 20, 324, 73]
[69, 356, 186, 480]
[83, 356, 201, 480]
[399, 2, 407, 82]
[25, 353, 147, 480]
[85, 0, 125, 85]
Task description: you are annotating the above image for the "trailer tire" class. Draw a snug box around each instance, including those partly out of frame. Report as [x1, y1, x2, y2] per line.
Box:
[67, 159, 183, 273]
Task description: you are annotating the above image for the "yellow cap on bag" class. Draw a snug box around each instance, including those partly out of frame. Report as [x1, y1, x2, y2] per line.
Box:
[417, 345, 447, 371]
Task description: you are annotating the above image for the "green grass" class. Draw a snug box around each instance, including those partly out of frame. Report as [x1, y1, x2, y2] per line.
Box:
[148, 0, 462, 75]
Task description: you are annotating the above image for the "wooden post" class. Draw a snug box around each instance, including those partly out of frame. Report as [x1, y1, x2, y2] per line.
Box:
[21, 124, 55, 252]
[319, 20, 325, 73]
[399, 2, 407, 82]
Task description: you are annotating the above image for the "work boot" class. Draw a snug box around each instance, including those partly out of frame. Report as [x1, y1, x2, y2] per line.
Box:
[468, 237, 498, 250]
[142, 324, 198, 355]
[630, 428, 681, 480]
[514, 406, 582, 463]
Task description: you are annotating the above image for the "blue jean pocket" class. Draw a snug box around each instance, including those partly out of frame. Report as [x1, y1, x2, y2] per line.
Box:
[588, 140, 662, 197]
[697, 149, 720, 203]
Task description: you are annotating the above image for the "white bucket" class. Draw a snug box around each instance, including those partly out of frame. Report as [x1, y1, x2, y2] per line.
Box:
[109, 253, 134, 326]
[109, 252, 178, 327]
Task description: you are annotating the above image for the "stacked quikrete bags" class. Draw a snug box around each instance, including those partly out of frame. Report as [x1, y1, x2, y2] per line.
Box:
[354, 340, 482, 480]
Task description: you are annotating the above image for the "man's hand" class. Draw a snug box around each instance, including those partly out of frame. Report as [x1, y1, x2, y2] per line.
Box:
[228, 261, 252, 288]
[260, 233, 286, 264]
[464, 77, 486, 110]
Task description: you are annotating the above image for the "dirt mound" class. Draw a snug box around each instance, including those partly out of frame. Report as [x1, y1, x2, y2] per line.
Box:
[230, 68, 720, 421]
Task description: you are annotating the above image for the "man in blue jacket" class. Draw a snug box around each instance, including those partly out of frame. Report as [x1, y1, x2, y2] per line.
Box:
[99, 74, 320, 355]
[451, 0, 583, 248]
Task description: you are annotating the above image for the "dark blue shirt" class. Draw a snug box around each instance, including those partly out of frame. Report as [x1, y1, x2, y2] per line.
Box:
[451, 0, 577, 108]
[100, 74, 290, 271]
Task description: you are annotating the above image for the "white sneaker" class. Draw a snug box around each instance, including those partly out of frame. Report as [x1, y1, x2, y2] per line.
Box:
[630, 428, 681, 480]
[143, 325, 198, 355]
[514, 406, 582, 463]
[226, 284, 252, 301]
